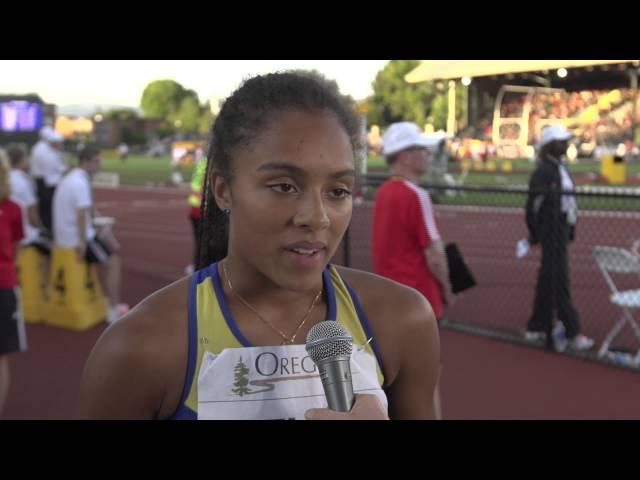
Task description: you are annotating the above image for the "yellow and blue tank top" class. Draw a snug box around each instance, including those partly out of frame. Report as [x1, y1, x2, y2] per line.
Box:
[171, 262, 386, 420]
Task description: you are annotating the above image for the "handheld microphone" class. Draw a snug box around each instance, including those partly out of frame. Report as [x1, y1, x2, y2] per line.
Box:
[305, 321, 354, 412]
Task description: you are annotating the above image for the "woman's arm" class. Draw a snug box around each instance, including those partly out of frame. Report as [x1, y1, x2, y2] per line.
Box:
[382, 287, 440, 419]
[78, 279, 189, 419]
[78, 308, 168, 419]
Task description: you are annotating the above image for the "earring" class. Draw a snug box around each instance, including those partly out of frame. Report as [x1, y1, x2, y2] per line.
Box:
[223, 208, 230, 216]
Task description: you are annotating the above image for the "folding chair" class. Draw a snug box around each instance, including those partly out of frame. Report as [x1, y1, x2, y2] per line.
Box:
[592, 246, 640, 366]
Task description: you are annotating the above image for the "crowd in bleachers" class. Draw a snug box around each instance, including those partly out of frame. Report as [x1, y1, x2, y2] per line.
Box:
[366, 87, 640, 164]
[499, 88, 640, 150]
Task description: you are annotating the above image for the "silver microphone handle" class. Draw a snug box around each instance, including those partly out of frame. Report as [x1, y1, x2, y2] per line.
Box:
[317, 355, 354, 412]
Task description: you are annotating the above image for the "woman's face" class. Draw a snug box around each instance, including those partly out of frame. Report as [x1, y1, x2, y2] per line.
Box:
[216, 109, 355, 292]
[550, 140, 569, 158]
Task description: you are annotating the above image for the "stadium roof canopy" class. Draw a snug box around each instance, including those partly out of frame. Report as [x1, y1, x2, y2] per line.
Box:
[405, 60, 638, 83]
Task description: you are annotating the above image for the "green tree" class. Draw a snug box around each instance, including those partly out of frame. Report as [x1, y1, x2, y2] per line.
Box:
[169, 96, 202, 133]
[104, 108, 139, 121]
[198, 103, 215, 135]
[232, 357, 252, 397]
[367, 60, 467, 132]
[430, 82, 467, 131]
[140, 80, 213, 135]
[120, 127, 147, 146]
[140, 80, 191, 119]
[367, 60, 438, 128]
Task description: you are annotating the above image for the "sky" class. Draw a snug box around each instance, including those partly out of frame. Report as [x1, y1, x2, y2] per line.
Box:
[0, 60, 389, 115]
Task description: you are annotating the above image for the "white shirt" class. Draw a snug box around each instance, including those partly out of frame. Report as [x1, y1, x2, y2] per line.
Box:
[52, 168, 96, 247]
[9, 169, 39, 245]
[558, 162, 577, 216]
[29, 140, 48, 178]
[32, 142, 66, 186]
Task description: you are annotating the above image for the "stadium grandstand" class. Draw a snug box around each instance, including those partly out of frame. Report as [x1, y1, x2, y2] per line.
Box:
[405, 60, 640, 160]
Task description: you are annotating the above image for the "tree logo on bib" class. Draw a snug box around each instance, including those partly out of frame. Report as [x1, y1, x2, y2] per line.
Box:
[230, 351, 320, 396]
[232, 357, 252, 396]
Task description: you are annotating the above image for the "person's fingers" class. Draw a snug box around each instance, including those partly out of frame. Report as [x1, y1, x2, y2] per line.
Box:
[304, 408, 346, 420]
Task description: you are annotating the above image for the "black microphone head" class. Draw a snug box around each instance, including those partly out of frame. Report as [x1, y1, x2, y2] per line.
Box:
[305, 321, 353, 363]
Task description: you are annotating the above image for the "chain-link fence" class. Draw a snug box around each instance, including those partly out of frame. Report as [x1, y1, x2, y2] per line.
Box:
[334, 176, 640, 370]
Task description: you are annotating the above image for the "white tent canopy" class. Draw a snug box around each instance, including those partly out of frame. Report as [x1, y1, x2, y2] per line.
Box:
[405, 60, 636, 83]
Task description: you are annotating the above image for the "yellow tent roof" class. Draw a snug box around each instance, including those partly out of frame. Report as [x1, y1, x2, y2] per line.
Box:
[405, 60, 638, 83]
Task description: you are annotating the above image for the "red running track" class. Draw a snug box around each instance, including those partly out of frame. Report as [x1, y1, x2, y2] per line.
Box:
[4, 186, 640, 419]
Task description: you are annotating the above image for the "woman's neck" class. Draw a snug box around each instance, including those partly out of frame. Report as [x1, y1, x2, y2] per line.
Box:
[219, 255, 326, 344]
[221, 254, 323, 305]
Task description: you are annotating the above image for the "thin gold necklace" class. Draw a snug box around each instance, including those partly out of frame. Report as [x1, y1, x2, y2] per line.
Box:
[222, 260, 322, 345]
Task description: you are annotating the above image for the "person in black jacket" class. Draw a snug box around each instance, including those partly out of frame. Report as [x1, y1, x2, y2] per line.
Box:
[524, 125, 594, 352]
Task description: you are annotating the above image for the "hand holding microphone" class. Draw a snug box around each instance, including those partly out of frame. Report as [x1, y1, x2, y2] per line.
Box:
[305, 394, 388, 420]
[304, 321, 388, 420]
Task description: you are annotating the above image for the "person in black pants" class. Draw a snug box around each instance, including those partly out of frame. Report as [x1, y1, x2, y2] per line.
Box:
[524, 125, 594, 352]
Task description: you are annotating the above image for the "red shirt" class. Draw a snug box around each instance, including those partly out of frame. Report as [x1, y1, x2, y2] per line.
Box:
[189, 206, 201, 220]
[0, 199, 24, 289]
[372, 178, 443, 319]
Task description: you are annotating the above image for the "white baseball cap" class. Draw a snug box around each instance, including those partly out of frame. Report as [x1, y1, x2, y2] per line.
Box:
[382, 122, 441, 156]
[539, 125, 573, 148]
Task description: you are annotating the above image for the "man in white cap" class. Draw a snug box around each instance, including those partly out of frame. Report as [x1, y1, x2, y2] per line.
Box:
[30, 126, 67, 231]
[524, 125, 594, 351]
[372, 121, 451, 419]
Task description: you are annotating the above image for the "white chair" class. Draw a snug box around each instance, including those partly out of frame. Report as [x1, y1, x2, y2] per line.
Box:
[592, 246, 640, 366]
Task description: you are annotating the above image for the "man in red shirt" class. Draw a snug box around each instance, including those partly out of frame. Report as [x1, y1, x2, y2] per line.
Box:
[0, 151, 26, 416]
[372, 122, 452, 419]
[372, 122, 452, 319]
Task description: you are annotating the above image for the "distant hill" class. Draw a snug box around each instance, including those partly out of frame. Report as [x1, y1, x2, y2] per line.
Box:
[58, 104, 143, 117]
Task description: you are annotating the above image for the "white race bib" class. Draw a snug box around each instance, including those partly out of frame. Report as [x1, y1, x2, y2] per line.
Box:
[197, 344, 387, 420]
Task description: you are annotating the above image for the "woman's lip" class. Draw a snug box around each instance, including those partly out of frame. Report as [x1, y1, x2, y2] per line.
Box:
[284, 248, 325, 268]
[284, 242, 327, 250]
[286, 247, 323, 253]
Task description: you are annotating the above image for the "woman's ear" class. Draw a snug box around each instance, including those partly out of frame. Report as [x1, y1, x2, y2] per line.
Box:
[211, 170, 232, 211]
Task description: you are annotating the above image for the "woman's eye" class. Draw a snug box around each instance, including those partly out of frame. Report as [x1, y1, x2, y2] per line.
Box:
[330, 188, 352, 199]
[270, 183, 297, 194]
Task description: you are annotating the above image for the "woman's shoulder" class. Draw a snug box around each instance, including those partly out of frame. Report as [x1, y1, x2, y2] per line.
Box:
[334, 266, 438, 387]
[335, 266, 434, 317]
[114, 275, 190, 338]
[78, 276, 191, 418]
[99, 275, 192, 371]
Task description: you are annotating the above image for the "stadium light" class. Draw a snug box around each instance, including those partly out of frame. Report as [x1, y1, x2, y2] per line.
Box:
[461, 76, 472, 86]
[557, 68, 568, 78]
